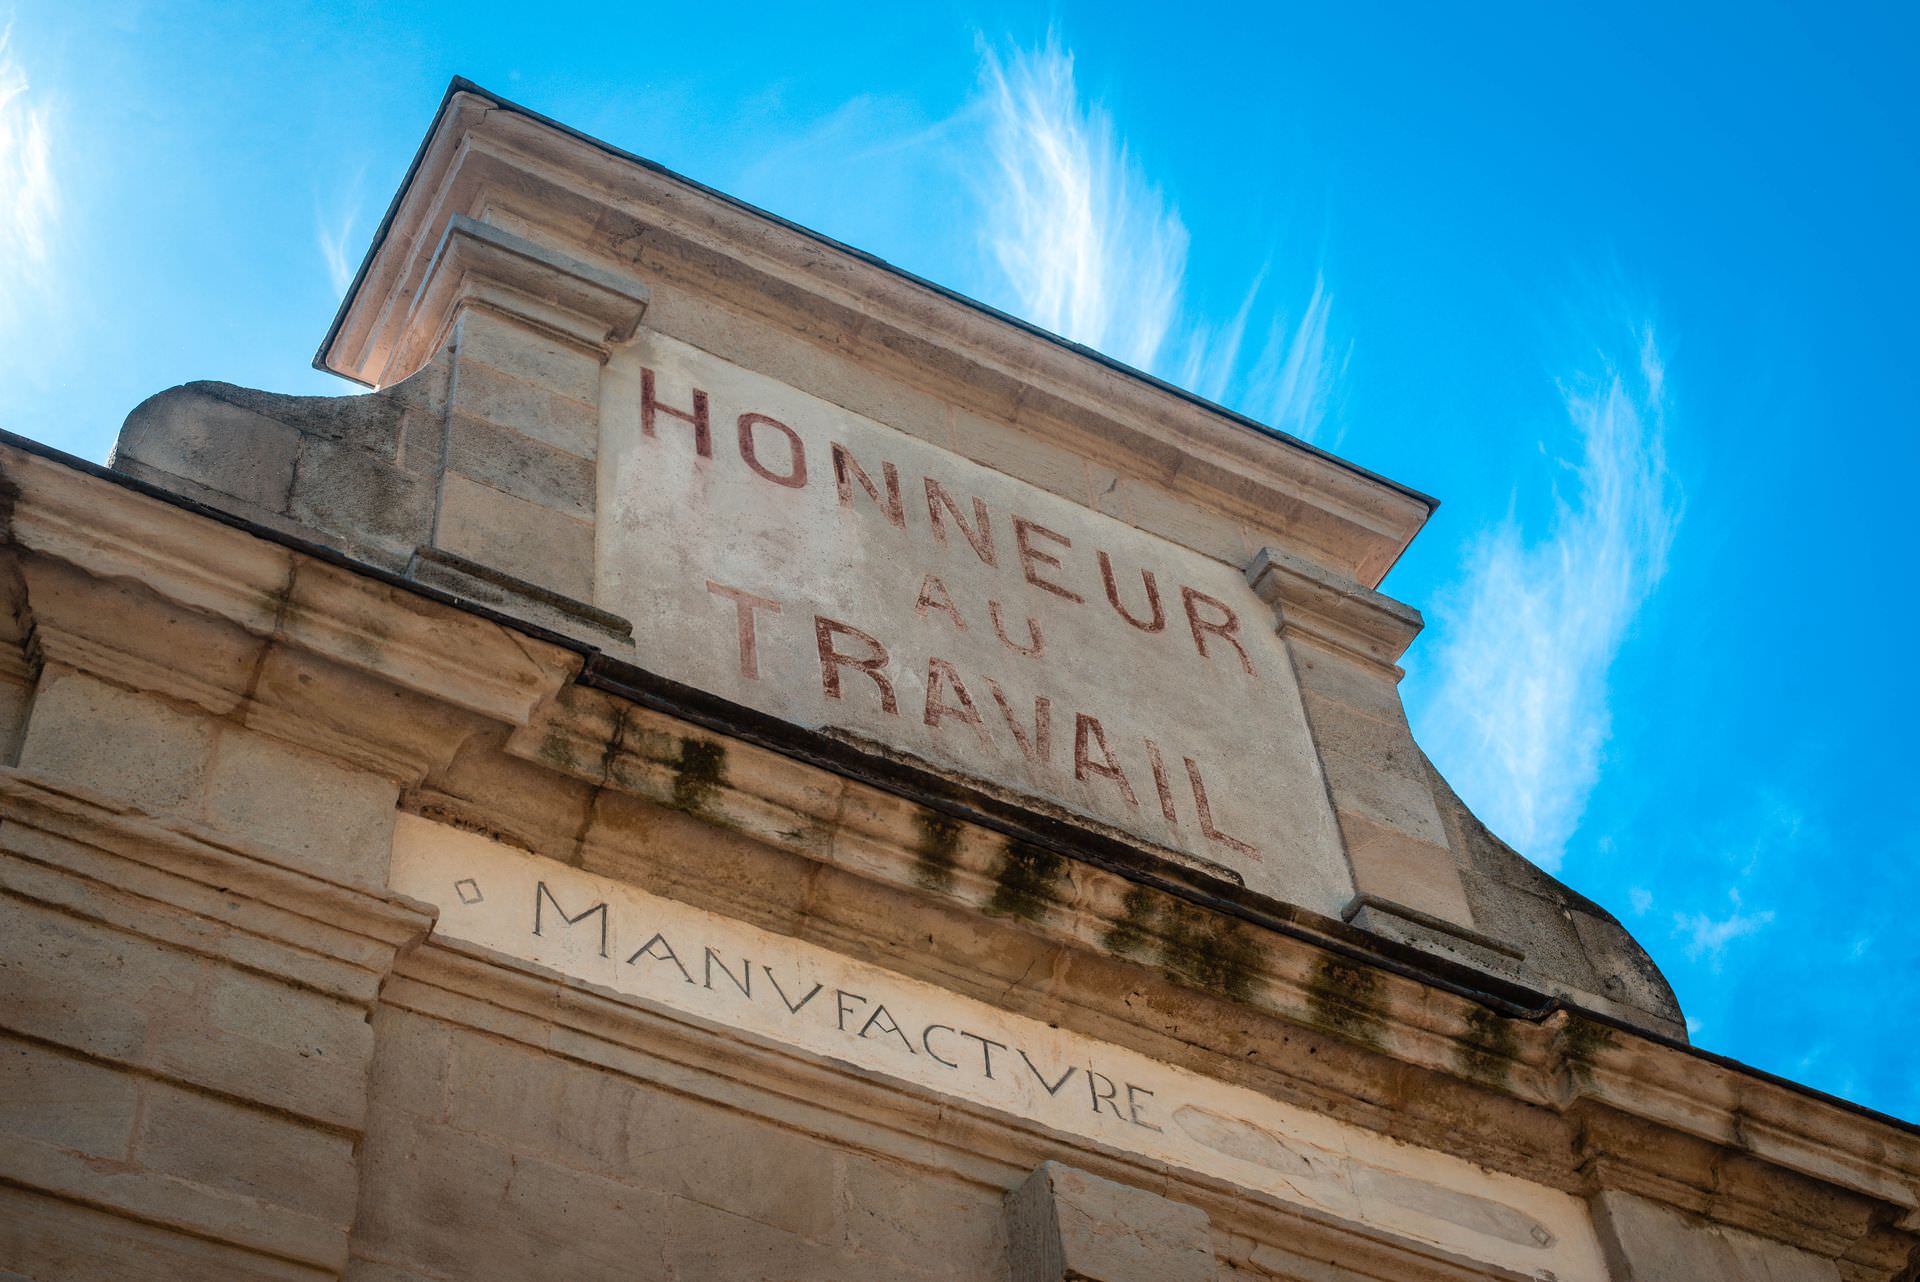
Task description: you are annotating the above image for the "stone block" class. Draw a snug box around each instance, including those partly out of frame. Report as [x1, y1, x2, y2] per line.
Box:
[451, 355, 599, 458]
[289, 434, 437, 568]
[621, 1086, 841, 1240]
[454, 309, 605, 406]
[21, 555, 266, 717]
[0, 1034, 139, 1157]
[0, 887, 196, 1065]
[840, 1151, 1007, 1274]
[444, 411, 595, 518]
[147, 963, 373, 1131]
[349, 1116, 515, 1275]
[435, 472, 594, 602]
[947, 407, 1100, 510]
[18, 670, 217, 815]
[1317, 743, 1450, 850]
[1006, 1162, 1216, 1282]
[654, 1194, 864, 1282]
[1592, 1189, 1843, 1281]
[202, 722, 399, 885]
[363, 1006, 453, 1123]
[0, 675, 33, 764]
[115, 385, 303, 517]
[497, 1152, 678, 1276]
[1339, 812, 1476, 930]
[343, 1259, 444, 1282]
[1113, 475, 1254, 567]
[0, 1184, 329, 1282]
[1286, 639, 1409, 725]
[132, 1080, 359, 1224]
[1299, 688, 1422, 772]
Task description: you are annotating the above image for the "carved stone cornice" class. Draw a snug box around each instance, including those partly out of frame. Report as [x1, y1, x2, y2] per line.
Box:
[0, 441, 583, 784]
[0, 767, 435, 998]
[1244, 544, 1424, 672]
[389, 213, 650, 380]
[318, 81, 1434, 587]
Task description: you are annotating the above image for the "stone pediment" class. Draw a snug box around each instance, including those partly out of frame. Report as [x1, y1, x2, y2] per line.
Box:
[112, 78, 1680, 1039]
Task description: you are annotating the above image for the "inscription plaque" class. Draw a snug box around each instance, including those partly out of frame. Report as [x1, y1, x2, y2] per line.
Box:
[394, 815, 1604, 1279]
[599, 334, 1352, 912]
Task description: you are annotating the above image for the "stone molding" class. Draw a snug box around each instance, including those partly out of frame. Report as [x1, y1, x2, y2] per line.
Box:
[392, 213, 649, 382]
[0, 767, 436, 1276]
[0, 769, 434, 978]
[1245, 544, 1424, 673]
[2, 443, 582, 742]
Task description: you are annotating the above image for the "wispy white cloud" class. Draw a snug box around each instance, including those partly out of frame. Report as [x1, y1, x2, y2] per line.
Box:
[315, 169, 365, 298]
[1674, 889, 1775, 968]
[975, 39, 1338, 441]
[0, 20, 57, 326]
[1629, 887, 1653, 915]
[1416, 330, 1681, 870]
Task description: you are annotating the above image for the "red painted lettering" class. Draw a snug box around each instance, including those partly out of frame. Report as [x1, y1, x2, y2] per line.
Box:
[914, 574, 967, 630]
[1143, 738, 1178, 823]
[1186, 756, 1257, 857]
[1073, 714, 1138, 805]
[987, 679, 1052, 764]
[989, 601, 1046, 657]
[1099, 550, 1165, 632]
[815, 616, 897, 715]
[706, 580, 782, 680]
[925, 477, 996, 566]
[831, 443, 905, 529]
[1014, 515, 1084, 604]
[923, 657, 985, 734]
[640, 368, 710, 457]
[736, 413, 806, 488]
[1181, 586, 1254, 675]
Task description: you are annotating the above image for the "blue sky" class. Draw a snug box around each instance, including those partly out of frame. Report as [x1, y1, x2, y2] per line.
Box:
[4, 2, 1916, 1118]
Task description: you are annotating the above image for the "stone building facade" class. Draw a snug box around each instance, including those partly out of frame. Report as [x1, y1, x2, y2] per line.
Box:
[2, 79, 1915, 1280]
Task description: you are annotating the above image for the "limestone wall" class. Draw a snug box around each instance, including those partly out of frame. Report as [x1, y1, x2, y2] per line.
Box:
[1, 430, 1913, 1279]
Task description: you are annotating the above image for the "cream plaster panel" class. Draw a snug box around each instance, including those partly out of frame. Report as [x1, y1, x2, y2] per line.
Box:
[598, 334, 1350, 913]
[393, 815, 1606, 1281]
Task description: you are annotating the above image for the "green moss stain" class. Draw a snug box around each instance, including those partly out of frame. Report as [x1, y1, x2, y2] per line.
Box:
[1100, 888, 1261, 1001]
[669, 737, 726, 812]
[537, 723, 587, 775]
[1307, 956, 1387, 1045]
[1102, 886, 1158, 957]
[1558, 1014, 1616, 1085]
[1458, 1004, 1520, 1085]
[1160, 901, 1262, 1001]
[987, 840, 1064, 921]
[912, 811, 963, 893]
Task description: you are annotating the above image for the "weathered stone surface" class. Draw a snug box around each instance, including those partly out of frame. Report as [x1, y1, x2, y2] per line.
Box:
[202, 723, 399, 884]
[116, 385, 304, 515]
[1007, 1161, 1216, 1282]
[0, 1185, 332, 1282]
[18, 669, 218, 813]
[436, 471, 595, 601]
[449, 352, 599, 459]
[452, 307, 605, 408]
[0, 1033, 139, 1155]
[1592, 1190, 1844, 1281]
[1426, 753, 1685, 1036]
[132, 1081, 359, 1223]
[443, 410, 595, 518]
